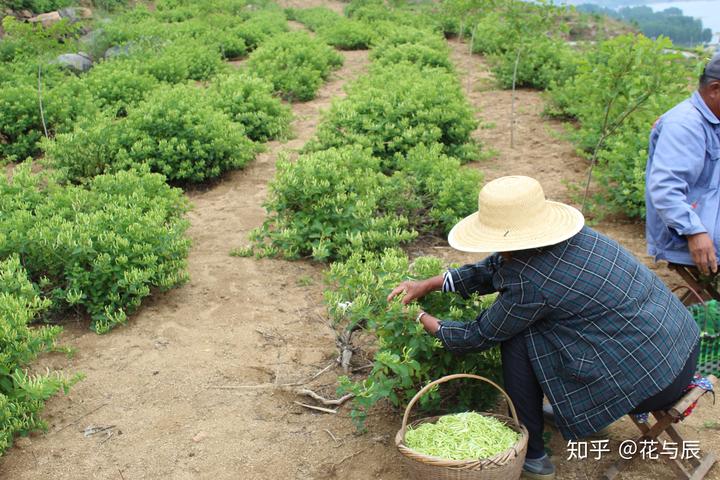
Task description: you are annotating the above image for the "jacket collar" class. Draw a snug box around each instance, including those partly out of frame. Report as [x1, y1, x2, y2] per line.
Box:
[691, 91, 720, 125]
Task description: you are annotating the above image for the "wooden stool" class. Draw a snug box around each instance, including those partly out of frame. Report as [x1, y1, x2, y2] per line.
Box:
[603, 375, 717, 480]
[669, 263, 720, 305]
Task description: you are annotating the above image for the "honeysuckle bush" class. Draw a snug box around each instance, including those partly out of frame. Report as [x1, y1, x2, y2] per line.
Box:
[246, 31, 343, 101]
[0, 164, 191, 333]
[0, 255, 80, 454]
[547, 34, 691, 218]
[248, 143, 482, 262]
[392, 143, 482, 232]
[488, 35, 578, 90]
[208, 73, 292, 142]
[285, 7, 340, 31]
[286, 7, 375, 50]
[82, 60, 160, 117]
[249, 146, 419, 262]
[306, 63, 479, 163]
[466, 0, 562, 55]
[325, 249, 501, 429]
[45, 83, 260, 183]
[0, 15, 83, 62]
[2, 0, 72, 11]
[100, 3, 287, 56]
[130, 39, 227, 83]
[0, 70, 99, 162]
[369, 26, 453, 71]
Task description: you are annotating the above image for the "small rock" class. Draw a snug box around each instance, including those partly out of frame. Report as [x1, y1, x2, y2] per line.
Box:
[29, 11, 62, 27]
[192, 431, 207, 443]
[59, 7, 92, 22]
[19, 10, 33, 18]
[104, 44, 133, 60]
[14, 437, 32, 449]
[55, 52, 93, 73]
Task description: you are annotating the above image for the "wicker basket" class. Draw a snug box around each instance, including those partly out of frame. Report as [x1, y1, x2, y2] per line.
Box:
[395, 373, 529, 480]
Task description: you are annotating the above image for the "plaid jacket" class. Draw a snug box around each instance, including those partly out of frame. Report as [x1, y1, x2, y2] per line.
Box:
[436, 226, 699, 440]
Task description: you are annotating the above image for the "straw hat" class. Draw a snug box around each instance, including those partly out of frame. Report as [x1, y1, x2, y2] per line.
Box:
[448, 176, 584, 253]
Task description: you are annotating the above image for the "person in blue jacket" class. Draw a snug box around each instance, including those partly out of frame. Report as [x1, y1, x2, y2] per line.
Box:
[389, 176, 700, 480]
[646, 53, 720, 275]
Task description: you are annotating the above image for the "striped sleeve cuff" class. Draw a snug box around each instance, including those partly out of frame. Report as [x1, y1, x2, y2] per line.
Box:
[442, 270, 456, 293]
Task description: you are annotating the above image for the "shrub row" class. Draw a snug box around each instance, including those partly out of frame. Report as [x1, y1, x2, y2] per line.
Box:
[326, 249, 501, 428]
[369, 25, 453, 71]
[244, 3, 499, 431]
[249, 23, 480, 260]
[306, 62, 477, 162]
[0, 1, 291, 163]
[286, 7, 374, 50]
[246, 31, 343, 101]
[0, 164, 191, 333]
[0, 255, 79, 453]
[44, 81, 265, 184]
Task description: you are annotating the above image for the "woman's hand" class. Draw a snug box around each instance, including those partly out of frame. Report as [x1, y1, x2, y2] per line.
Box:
[387, 275, 444, 305]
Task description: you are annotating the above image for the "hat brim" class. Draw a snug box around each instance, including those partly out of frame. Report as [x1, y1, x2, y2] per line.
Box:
[447, 201, 585, 253]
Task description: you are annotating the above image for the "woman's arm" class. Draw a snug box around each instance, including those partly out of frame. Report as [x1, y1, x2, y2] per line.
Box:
[447, 254, 503, 299]
[387, 274, 444, 304]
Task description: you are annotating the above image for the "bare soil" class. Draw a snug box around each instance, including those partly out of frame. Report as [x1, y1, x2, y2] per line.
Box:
[1, 6, 717, 480]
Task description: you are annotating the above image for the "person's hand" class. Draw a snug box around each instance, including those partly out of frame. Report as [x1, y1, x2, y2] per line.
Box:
[687, 232, 718, 275]
[387, 280, 433, 305]
[387, 275, 444, 305]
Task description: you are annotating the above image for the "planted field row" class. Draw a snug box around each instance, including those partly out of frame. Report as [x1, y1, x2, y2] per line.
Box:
[244, 4, 502, 428]
[285, 6, 373, 50]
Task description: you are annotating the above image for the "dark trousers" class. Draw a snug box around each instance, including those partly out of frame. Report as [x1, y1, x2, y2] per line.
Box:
[500, 334, 701, 460]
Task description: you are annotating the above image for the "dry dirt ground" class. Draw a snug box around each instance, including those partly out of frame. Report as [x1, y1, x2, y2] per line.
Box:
[1, 4, 718, 480]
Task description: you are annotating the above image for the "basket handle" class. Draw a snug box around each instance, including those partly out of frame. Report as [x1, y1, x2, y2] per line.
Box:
[672, 284, 715, 331]
[400, 374, 521, 437]
[672, 284, 705, 307]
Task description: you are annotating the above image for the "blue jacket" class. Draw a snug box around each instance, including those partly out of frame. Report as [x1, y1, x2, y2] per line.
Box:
[436, 227, 699, 441]
[645, 91, 720, 265]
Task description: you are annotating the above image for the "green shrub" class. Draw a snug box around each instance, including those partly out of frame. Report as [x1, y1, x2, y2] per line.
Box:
[234, 9, 289, 51]
[1, 0, 72, 13]
[0, 255, 78, 454]
[592, 124, 649, 219]
[250, 146, 418, 262]
[393, 143, 482, 233]
[0, 73, 98, 162]
[285, 6, 339, 31]
[547, 34, 690, 217]
[307, 63, 479, 162]
[208, 73, 292, 142]
[488, 36, 578, 89]
[0, 16, 82, 61]
[286, 7, 373, 49]
[45, 84, 259, 183]
[249, 143, 481, 262]
[317, 20, 374, 50]
[470, 11, 520, 55]
[326, 249, 501, 429]
[0, 164, 191, 333]
[133, 39, 226, 82]
[370, 29, 453, 71]
[82, 60, 160, 116]
[246, 31, 343, 101]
